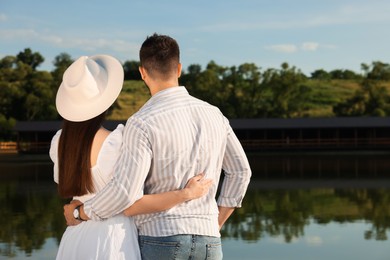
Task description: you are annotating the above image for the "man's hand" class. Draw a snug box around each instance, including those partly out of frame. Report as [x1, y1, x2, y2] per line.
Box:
[64, 200, 83, 226]
[218, 206, 235, 230]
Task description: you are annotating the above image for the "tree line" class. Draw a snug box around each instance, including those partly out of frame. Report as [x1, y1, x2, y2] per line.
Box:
[1, 48, 390, 139]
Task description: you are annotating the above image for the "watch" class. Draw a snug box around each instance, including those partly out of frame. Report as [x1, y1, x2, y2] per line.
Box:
[73, 205, 84, 221]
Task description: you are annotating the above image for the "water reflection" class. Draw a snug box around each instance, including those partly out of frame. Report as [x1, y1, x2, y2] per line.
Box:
[0, 155, 67, 258]
[222, 184, 390, 243]
[0, 153, 389, 259]
[246, 151, 390, 179]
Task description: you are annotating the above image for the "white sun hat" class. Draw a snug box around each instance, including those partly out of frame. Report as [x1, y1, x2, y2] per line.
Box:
[56, 54, 124, 122]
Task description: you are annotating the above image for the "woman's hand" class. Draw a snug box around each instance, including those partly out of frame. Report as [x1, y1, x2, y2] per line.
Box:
[182, 173, 213, 201]
[122, 173, 213, 217]
[63, 200, 83, 226]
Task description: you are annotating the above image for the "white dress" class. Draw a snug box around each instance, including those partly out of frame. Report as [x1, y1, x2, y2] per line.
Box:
[49, 124, 141, 260]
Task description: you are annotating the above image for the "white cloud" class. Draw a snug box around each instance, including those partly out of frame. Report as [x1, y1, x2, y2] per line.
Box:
[301, 42, 319, 51]
[0, 28, 139, 58]
[306, 236, 323, 246]
[266, 44, 298, 53]
[0, 29, 38, 40]
[266, 41, 337, 53]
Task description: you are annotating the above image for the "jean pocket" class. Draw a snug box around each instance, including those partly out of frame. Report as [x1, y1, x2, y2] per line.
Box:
[140, 238, 181, 260]
[206, 241, 223, 260]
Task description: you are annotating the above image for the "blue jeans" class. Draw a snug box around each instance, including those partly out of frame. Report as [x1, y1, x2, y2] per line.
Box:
[139, 234, 223, 260]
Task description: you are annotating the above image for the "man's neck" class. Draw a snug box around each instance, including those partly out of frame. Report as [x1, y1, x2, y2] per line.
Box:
[149, 80, 179, 96]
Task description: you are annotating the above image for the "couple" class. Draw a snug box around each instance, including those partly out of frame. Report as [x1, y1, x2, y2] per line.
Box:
[50, 33, 251, 260]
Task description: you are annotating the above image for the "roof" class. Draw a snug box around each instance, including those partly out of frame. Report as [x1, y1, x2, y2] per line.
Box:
[229, 117, 390, 129]
[13, 117, 390, 132]
[13, 120, 126, 132]
[14, 121, 62, 132]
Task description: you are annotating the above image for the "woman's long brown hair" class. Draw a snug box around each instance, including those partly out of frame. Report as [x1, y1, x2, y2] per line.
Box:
[57, 113, 105, 198]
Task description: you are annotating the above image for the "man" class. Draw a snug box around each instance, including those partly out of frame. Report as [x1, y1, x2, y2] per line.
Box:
[65, 33, 251, 259]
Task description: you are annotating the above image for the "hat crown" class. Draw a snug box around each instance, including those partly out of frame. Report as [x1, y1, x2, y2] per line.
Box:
[62, 56, 108, 103]
[56, 54, 123, 122]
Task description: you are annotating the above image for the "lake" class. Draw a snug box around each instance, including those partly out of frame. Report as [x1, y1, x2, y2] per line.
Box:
[0, 151, 390, 260]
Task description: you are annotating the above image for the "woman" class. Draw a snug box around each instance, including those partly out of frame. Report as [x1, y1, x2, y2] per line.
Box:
[49, 55, 212, 259]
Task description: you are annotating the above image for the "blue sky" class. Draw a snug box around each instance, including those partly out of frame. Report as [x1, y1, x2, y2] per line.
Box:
[1, 0, 390, 75]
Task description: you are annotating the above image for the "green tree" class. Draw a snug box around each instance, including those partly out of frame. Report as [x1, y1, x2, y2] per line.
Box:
[187, 64, 202, 75]
[123, 60, 141, 80]
[333, 63, 390, 116]
[183, 61, 225, 106]
[16, 48, 44, 70]
[311, 69, 331, 80]
[0, 56, 20, 118]
[223, 63, 265, 118]
[51, 53, 73, 91]
[330, 69, 361, 80]
[183, 61, 313, 118]
[25, 69, 56, 120]
[362, 61, 390, 80]
[333, 80, 390, 117]
[260, 63, 311, 118]
[183, 61, 263, 118]
[333, 90, 366, 116]
[0, 50, 57, 122]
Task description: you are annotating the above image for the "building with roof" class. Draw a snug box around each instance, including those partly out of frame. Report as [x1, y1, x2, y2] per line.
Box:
[11, 117, 390, 153]
[231, 117, 390, 151]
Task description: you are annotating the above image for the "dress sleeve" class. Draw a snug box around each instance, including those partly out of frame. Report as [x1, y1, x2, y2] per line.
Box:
[49, 130, 62, 184]
[94, 124, 124, 179]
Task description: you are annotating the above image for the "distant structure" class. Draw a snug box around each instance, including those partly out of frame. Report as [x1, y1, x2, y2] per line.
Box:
[231, 117, 390, 151]
[10, 117, 390, 153]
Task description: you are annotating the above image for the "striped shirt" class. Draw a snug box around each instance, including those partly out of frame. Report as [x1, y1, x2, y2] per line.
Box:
[83, 86, 251, 237]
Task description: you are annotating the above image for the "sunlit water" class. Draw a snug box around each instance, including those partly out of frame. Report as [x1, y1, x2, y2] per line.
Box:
[1, 152, 390, 260]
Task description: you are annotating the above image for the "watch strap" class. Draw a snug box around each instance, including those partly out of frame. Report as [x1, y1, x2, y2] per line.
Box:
[75, 205, 85, 221]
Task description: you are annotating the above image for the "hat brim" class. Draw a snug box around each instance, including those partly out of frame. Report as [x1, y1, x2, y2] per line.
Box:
[56, 55, 124, 122]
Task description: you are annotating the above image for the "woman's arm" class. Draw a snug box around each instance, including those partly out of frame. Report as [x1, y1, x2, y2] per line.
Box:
[123, 173, 212, 216]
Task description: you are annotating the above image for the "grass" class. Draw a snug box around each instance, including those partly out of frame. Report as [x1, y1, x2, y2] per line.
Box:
[302, 79, 361, 117]
[108, 79, 388, 119]
[107, 80, 151, 120]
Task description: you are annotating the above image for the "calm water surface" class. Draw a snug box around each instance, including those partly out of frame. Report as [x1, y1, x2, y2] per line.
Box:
[0, 152, 390, 260]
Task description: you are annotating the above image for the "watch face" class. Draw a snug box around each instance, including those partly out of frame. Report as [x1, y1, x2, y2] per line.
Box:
[73, 208, 79, 219]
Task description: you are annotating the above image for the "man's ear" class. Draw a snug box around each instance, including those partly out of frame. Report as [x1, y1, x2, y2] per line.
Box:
[177, 63, 182, 78]
[139, 66, 146, 80]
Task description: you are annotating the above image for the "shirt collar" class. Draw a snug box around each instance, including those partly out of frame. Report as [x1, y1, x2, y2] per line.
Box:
[152, 86, 188, 98]
[142, 86, 188, 108]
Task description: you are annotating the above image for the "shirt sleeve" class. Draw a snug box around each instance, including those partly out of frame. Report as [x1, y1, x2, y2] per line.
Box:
[217, 121, 252, 208]
[83, 116, 152, 220]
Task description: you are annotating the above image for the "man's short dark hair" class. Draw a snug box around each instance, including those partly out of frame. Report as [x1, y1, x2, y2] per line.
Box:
[139, 33, 180, 79]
